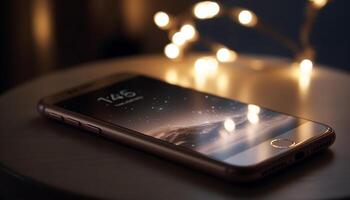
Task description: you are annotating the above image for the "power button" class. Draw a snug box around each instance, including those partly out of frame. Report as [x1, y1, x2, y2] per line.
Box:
[47, 112, 63, 121]
[82, 124, 101, 134]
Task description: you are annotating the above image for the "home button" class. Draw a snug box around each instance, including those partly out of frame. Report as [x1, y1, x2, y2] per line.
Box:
[270, 138, 295, 148]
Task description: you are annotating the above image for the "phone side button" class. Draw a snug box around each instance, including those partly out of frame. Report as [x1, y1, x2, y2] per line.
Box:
[47, 112, 63, 121]
[64, 118, 80, 127]
[82, 124, 101, 134]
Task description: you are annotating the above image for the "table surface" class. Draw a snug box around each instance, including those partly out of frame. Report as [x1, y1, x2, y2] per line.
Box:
[0, 54, 349, 199]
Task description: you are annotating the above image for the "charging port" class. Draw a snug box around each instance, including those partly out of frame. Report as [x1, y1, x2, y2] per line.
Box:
[295, 151, 305, 161]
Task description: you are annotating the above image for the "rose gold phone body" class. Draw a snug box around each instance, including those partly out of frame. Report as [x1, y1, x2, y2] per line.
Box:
[38, 73, 335, 182]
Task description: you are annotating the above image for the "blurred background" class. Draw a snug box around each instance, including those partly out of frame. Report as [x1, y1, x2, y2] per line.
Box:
[0, 0, 349, 93]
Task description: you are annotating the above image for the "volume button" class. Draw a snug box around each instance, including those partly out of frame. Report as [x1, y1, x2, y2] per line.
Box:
[64, 117, 80, 126]
[82, 124, 101, 134]
[47, 112, 63, 121]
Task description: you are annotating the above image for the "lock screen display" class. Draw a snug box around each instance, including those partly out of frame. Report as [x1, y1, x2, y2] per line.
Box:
[57, 76, 303, 163]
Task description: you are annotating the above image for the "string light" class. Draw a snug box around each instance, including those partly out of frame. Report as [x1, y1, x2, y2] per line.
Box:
[164, 43, 180, 59]
[193, 1, 220, 19]
[309, 0, 328, 9]
[155, 0, 327, 82]
[180, 24, 197, 41]
[216, 47, 237, 62]
[299, 59, 313, 74]
[194, 56, 218, 74]
[171, 32, 187, 46]
[154, 11, 170, 29]
[237, 9, 258, 27]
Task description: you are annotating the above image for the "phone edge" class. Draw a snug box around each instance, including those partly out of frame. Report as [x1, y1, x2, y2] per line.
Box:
[37, 98, 336, 182]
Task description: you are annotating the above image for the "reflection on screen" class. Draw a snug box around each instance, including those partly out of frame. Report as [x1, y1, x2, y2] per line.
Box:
[57, 76, 303, 164]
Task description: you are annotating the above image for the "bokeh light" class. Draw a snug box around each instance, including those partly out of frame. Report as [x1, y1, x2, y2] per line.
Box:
[180, 24, 197, 41]
[309, 0, 328, 8]
[171, 32, 187, 46]
[238, 10, 257, 27]
[299, 59, 313, 74]
[193, 1, 220, 19]
[194, 56, 219, 74]
[216, 48, 237, 62]
[164, 43, 180, 59]
[154, 11, 170, 29]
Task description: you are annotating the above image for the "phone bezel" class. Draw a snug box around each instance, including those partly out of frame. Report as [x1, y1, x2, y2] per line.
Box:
[38, 72, 336, 181]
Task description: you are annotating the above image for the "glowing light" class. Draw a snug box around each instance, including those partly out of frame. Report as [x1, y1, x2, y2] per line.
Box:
[33, 0, 52, 50]
[216, 48, 237, 62]
[154, 11, 170, 29]
[248, 104, 261, 114]
[238, 10, 257, 27]
[165, 69, 178, 84]
[249, 59, 264, 71]
[298, 59, 313, 95]
[224, 118, 236, 132]
[171, 32, 186, 46]
[32, 0, 53, 67]
[309, 0, 328, 8]
[247, 112, 259, 124]
[299, 71, 311, 94]
[194, 56, 219, 74]
[194, 73, 207, 89]
[193, 1, 220, 19]
[217, 73, 229, 94]
[180, 24, 197, 41]
[179, 77, 190, 87]
[164, 43, 180, 59]
[299, 59, 313, 74]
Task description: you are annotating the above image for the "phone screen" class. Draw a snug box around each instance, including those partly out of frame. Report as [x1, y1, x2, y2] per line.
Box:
[56, 75, 305, 164]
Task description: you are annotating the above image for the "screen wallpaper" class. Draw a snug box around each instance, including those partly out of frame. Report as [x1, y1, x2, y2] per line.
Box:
[57, 76, 303, 164]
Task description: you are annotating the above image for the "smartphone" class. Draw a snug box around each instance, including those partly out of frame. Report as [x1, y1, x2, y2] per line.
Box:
[38, 73, 335, 182]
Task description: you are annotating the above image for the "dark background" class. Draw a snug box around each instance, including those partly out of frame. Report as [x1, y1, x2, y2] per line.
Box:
[1, 0, 349, 94]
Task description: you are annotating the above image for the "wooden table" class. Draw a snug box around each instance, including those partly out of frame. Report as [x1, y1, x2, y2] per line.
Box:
[0, 55, 349, 199]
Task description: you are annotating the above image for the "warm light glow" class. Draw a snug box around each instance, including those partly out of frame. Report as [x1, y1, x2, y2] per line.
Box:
[171, 32, 187, 46]
[164, 43, 180, 59]
[238, 10, 257, 27]
[32, 0, 54, 68]
[193, 1, 220, 19]
[216, 73, 229, 94]
[154, 11, 170, 28]
[247, 112, 259, 124]
[194, 56, 219, 74]
[249, 59, 264, 71]
[248, 104, 261, 114]
[299, 71, 311, 94]
[309, 0, 328, 8]
[299, 59, 313, 74]
[297, 59, 313, 95]
[216, 48, 237, 62]
[180, 24, 197, 41]
[193, 73, 207, 89]
[165, 69, 178, 84]
[224, 118, 236, 132]
[179, 77, 191, 87]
